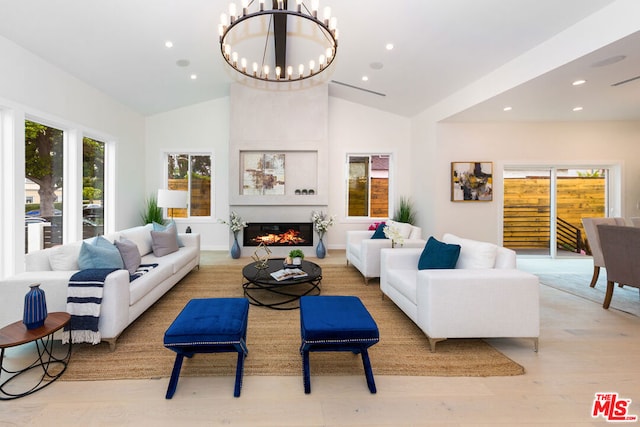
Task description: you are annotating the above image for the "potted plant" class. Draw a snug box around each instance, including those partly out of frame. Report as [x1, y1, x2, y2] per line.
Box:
[288, 249, 305, 266]
[141, 195, 165, 225]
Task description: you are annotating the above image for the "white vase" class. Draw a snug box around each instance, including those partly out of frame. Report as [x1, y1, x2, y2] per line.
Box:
[293, 257, 302, 266]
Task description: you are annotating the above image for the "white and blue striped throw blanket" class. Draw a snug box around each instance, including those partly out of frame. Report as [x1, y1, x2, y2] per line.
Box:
[62, 264, 159, 345]
[62, 268, 118, 345]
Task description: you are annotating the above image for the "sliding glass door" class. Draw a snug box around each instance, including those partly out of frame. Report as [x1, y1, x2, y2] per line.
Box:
[503, 166, 608, 257]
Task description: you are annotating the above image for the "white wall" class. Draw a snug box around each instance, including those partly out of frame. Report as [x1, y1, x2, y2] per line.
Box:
[144, 92, 414, 251]
[0, 35, 145, 276]
[145, 98, 230, 250]
[410, 120, 640, 244]
[328, 97, 412, 247]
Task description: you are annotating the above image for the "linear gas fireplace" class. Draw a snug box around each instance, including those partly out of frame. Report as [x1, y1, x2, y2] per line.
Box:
[243, 222, 313, 247]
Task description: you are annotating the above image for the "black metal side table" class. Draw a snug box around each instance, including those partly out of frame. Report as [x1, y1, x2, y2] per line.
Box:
[0, 312, 72, 400]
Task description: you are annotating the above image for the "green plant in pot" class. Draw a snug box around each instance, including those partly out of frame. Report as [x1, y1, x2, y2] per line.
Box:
[288, 249, 305, 266]
[393, 196, 416, 225]
[140, 195, 165, 225]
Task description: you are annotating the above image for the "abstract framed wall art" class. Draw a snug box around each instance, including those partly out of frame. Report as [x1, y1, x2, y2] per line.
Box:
[451, 162, 493, 202]
[241, 152, 286, 195]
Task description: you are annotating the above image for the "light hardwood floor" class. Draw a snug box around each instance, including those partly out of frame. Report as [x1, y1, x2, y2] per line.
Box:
[2, 252, 639, 426]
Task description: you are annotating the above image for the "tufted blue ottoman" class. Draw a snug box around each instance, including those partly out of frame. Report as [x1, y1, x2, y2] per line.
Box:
[163, 298, 249, 399]
[299, 295, 379, 394]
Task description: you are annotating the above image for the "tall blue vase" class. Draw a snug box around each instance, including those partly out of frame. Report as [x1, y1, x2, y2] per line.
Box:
[316, 237, 326, 259]
[23, 283, 47, 330]
[230, 234, 241, 259]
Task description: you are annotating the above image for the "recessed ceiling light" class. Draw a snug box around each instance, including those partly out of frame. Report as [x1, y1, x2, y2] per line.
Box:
[386, 43, 394, 50]
[503, 106, 512, 111]
[572, 106, 583, 112]
[165, 41, 174, 48]
[572, 79, 586, 86]
[362, 76, 369, 82]
[190, 74, 198, 80]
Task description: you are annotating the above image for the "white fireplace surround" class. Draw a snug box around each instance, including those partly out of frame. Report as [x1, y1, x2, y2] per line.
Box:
[229, 83, 330, 258]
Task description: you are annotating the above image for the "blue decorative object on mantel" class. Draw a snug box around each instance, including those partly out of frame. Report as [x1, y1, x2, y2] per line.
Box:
[316, 238, 326, 259]
[230, 234, 241, 259]
[23, 283, 47, 329]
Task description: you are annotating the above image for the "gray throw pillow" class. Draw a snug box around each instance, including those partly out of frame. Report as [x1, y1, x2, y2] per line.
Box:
[115, 237, 142, 275]
[151, 229, 179, 257]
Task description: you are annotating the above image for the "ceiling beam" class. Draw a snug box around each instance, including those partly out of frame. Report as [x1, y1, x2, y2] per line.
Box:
[272, 0, 287, 78]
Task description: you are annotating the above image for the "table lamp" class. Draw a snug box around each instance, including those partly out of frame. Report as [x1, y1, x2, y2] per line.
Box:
[157, 189, 188, 219]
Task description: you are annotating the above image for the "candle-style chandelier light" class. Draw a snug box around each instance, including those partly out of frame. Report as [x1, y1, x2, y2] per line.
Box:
[219, 0, 338, 82]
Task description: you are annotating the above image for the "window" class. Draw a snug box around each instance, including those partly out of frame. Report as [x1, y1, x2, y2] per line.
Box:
[24, 119, 64, 249]
[347, 154, 390, 218]
[82, 137, 105, 239]
[165, 153, 212, 218]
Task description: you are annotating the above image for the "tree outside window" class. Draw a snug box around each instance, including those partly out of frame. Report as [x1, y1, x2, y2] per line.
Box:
[166, 153, 212, 218]
[82, 137, 105, 238]
[25, 120, 64, 247]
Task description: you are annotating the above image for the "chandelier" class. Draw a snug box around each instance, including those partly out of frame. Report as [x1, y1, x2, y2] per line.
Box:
[219, 0, 338, 82]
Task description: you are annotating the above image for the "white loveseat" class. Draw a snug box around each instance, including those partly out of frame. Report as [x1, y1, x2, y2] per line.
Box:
[0, 224, 200, 349]
[346, 220, 426, 283]
[380, 233, 539, 352]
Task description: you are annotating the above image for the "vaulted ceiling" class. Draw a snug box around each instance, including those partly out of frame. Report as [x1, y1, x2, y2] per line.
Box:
[0, 0, 638, 121]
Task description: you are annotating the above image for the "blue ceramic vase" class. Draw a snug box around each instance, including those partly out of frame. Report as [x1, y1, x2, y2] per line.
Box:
[23, 283, 48, 330]
[316, 237, 326, 259]
[230, 234, 241, 259]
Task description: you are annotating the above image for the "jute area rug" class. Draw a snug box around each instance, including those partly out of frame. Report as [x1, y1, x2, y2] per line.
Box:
[62, 264, 524, 381]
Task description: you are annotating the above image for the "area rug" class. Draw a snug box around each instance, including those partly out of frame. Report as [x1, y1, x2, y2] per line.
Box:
[538, 272, 640, 317]
[62, 264, 525, 381]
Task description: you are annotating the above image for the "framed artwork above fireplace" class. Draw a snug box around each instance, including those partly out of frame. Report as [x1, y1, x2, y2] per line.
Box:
[232, 149, 325, 205]
[241, 152, 285, 195]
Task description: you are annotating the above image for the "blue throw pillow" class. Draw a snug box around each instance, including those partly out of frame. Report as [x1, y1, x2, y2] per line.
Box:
[418, 236, 461, 270]
[370, 222, 387, 239]
[78, 240, 125, 270]
[153, 221, 184, 247]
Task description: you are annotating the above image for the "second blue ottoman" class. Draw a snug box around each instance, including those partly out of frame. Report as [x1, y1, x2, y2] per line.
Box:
[299, 295, 379, 393]
[163, 298, 249, 399]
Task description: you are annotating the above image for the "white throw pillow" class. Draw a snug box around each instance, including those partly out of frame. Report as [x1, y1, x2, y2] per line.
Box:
[48, 244, 81, 271]
[441, 233, 498, 269]
[387, 220, 413, 239]
[121, 225, 153, 256]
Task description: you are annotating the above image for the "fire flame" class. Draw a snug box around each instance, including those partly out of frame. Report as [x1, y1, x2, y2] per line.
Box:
[253, 229, 306, 245]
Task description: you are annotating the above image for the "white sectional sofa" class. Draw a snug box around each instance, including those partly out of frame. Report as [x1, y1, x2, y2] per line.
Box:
[0, 224, 200, 350]
[346, 220, 426, 284]
[380, 233, 539, 352]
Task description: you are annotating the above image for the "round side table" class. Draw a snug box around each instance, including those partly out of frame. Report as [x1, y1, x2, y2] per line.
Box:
[0, 312, 72, 400]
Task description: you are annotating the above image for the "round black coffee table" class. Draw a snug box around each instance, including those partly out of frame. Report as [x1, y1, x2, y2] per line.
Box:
[242, 258, 322, 310]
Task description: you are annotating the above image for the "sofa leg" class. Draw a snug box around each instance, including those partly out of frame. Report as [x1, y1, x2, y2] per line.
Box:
[532, 338, 539, 352]
[363, 277, 370, 285]
[104, 338, 117, 352]
[427, 337, 446, 353]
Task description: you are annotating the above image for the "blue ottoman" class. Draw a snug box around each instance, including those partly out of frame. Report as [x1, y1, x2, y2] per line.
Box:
[163, 298, 249, 399]
[299, 295, 379, 394]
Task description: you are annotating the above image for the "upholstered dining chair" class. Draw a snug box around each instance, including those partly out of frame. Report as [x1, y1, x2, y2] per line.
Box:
[581, 217, 627, 288]
[596, 224, 640, 309]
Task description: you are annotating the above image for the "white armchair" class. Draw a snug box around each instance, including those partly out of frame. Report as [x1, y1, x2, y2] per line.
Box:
[346, 220, 426, 284]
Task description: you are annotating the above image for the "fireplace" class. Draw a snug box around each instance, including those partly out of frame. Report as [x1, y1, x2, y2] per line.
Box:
[243, 222, 313, 247]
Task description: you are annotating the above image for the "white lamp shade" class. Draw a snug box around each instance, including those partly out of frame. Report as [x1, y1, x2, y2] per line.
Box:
[157, 189, 188, 209]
